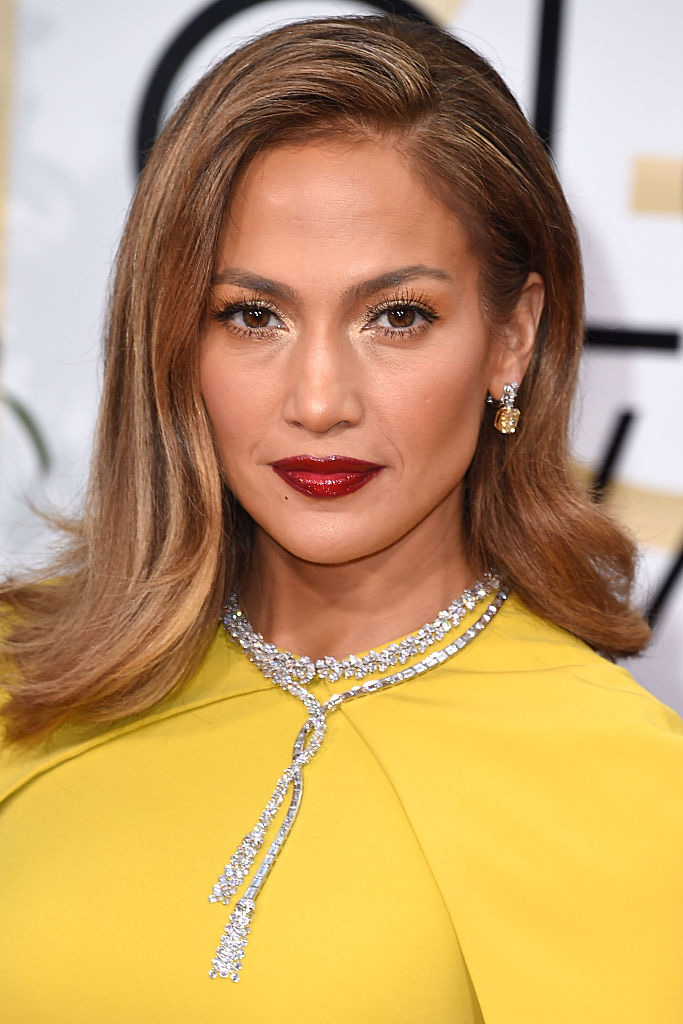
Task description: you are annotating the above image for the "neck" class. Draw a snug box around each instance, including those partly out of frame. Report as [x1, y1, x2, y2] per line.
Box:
[238, 517, 481, 660]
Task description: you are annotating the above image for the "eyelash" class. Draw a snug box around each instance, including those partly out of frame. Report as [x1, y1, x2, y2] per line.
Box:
[362, 291, 440, 339]
[210, 290, 440, 340]
[211, 296, 285, 338]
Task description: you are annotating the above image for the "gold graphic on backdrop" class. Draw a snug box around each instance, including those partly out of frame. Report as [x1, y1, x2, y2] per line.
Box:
[605, 480, 683, 553]
[575, 466, 683, 554]
[416, 0, 464, 26]
[631, 156, 683, 215]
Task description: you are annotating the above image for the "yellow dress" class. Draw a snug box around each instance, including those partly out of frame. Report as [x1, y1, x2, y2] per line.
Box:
[1, 595, 682, 1023]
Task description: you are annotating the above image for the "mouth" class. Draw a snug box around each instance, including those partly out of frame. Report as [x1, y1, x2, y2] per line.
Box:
[270, 454, 384, 499]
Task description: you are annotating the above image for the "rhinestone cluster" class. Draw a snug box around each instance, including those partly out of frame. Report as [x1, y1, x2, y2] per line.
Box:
[210, 898, 255, 981]
[223, 572, 500, 686]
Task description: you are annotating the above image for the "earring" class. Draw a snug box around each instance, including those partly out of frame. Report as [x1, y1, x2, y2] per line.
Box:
[492, 381, 521, 434]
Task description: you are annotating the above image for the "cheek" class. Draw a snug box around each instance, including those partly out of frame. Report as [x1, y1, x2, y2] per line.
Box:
[199, 345, 252, 465]
[386, 358, 487, 467]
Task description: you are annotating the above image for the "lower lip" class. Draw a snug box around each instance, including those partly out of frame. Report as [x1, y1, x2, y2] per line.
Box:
[272, 467, 382, 498]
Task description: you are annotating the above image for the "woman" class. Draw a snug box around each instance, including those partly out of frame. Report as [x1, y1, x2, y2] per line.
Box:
[1, 14, 682, 1023]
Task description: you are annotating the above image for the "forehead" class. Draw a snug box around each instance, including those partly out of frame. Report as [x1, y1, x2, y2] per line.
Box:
[219, 138, 475, 272]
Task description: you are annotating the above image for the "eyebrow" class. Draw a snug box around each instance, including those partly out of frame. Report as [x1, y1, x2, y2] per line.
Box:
[211, 268, 298, 302]
[211, 264, 453, 303]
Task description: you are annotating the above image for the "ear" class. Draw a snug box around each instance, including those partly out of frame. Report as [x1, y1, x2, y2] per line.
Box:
[487, 272, 545, 400]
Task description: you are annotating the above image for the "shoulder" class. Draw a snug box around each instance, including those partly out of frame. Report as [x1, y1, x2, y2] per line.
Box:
[476, 592, 682, 726]
[437, 594, 683, 806]
[423, 597, 683, 914]
[0, 625, 269, 809]
[478, 597, 683, 829]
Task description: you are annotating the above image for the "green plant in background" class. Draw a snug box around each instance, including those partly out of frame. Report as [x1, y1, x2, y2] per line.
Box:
[1, 389, 51, 473]
[0, 336, 51, 474]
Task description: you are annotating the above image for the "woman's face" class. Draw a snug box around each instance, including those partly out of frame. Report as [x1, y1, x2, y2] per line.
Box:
[200, 138, 540, 568]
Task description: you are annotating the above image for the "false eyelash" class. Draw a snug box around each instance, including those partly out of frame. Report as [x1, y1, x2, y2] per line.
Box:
[362, 289, 441, 327]
[210, 295, 280, 324]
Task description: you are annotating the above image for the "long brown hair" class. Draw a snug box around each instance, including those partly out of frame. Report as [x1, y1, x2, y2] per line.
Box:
[1, 15, 649, 744]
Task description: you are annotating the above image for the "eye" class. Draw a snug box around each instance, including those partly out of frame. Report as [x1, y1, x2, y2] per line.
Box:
[239, 307, 268, 329]
[211, 300, 285, 335]
[364, 294, 440, 338]
[376, 305, 421, 330]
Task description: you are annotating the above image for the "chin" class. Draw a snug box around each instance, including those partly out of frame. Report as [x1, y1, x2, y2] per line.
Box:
[282, 540, 381, 568]
[266, 523, 396, 568]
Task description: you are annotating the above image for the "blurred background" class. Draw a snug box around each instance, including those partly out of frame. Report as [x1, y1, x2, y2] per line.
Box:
[1, 0, 681, 709]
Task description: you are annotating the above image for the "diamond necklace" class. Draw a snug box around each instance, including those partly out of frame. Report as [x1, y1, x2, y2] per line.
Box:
[223, 570, 501, 686]
[207, 573, 506, 983]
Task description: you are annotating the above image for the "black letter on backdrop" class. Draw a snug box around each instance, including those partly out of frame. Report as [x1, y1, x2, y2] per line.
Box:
[532, 0, 682, 620]
[134, 0, 432, 175]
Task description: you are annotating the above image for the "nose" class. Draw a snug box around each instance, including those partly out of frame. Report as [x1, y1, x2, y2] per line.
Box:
[282, 327, 364, 434]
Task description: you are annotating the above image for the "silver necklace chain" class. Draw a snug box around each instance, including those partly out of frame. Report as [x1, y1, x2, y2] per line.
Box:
[208, 575, 506, 983]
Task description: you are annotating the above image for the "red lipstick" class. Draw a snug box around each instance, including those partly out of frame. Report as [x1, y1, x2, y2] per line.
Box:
[271, 455, 383, 498]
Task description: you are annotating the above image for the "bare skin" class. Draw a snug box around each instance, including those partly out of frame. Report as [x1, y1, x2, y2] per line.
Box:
[200, 138, 543, 658]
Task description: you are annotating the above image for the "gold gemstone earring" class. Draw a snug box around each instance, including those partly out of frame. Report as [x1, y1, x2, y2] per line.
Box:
[492, 381, 521, 434]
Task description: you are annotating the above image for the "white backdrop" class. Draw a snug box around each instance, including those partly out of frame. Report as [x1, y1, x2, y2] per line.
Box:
[1, 0, 681, 709]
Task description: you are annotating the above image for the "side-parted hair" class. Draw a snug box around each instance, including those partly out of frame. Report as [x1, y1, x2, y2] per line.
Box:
[1, 15, 649, 743]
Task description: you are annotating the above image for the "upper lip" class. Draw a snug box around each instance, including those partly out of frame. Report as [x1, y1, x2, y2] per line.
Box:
[271, 455, 383, 473]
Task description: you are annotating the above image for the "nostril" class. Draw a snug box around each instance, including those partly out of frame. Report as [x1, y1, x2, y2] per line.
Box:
[282, 359, 364, 433]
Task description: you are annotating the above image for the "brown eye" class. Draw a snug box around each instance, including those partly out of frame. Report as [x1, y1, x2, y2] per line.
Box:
[242, 308, 271, 328]
[364, 299, 438, 338]
[212, 302, 284, 333]
[385, 306, 416, 328]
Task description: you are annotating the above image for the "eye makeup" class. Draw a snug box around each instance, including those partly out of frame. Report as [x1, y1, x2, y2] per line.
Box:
[361, 288, 441, 340]
[210, 294, 287, 339]
[209, 286, 442, 342]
